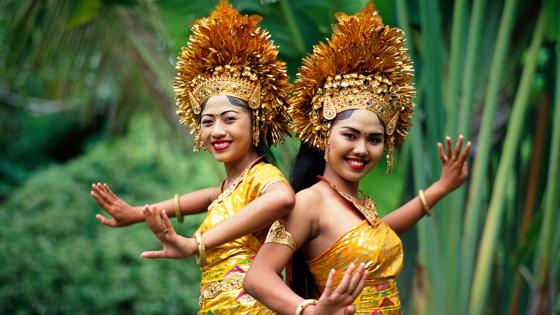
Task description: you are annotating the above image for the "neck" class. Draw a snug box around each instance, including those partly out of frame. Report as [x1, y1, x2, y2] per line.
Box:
[223, 149, 260, 182]
[322, 165, 360, 198]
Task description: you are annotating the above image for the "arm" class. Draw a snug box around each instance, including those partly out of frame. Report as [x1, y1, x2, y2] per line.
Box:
[141, 181, 295, 259]
[382, 135, 471, 234]
[91, 183, 218, 227]
[244, 192, 366, 315]
[202, 181, 294, 249]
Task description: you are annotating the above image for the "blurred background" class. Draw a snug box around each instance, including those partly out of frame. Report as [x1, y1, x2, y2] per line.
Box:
[0, 0, 558, 314]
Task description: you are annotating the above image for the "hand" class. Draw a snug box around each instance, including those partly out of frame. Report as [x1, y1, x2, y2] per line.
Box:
[91, 183, 141, 227]
[436, 135, 472, 193]
[141, 205, 198, 259]
[306, 263, 367, 315]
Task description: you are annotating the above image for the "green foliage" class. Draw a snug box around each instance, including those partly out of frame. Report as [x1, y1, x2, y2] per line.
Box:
[0, 116, 221, 314]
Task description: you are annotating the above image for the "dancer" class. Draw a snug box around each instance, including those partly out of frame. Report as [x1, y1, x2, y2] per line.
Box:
[244, 2, 471, 314]
[92, 1, 299, 313]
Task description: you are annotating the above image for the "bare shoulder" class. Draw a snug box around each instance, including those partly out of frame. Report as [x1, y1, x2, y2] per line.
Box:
[290, 183, 324, 219]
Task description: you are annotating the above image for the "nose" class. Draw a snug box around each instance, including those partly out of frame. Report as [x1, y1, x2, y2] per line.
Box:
[210, 120, 226, 139]
[352, 139, 368, 157]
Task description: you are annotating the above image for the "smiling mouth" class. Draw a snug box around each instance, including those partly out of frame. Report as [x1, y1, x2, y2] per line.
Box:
[212, 140, 231, 151]
[345, 157, 368, 170]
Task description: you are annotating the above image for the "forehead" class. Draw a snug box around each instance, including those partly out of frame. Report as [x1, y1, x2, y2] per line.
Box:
[332, 109, 384, 133]
[202, 95, 245, 114]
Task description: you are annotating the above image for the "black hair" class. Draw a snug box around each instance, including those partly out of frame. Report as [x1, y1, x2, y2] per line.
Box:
[200, 95, 277, 165]
[288, 110, 357, 298]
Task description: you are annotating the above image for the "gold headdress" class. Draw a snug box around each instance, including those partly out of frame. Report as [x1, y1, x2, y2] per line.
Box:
[174, 0, 291, 150]
[290, 2, 415, 172]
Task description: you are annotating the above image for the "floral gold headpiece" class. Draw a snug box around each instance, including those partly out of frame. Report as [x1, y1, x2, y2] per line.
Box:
[174, 0, 291, 150]
[290, 1, 415, 172]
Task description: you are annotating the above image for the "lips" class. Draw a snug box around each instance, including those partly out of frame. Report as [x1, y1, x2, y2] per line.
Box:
[345, 157, 367, 171]
[211, 140, 231, 152]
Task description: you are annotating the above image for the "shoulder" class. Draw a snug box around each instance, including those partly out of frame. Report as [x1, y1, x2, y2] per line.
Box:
[292, 183, 324, 218]
[249, 163, 285, 180]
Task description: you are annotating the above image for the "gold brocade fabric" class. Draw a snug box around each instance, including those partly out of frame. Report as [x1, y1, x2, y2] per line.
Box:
[196, 162, 286, 315]
[307, 220, 403, 314]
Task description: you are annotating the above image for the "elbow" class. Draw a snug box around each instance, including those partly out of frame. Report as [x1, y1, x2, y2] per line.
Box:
[277, 186, 296, 215]
[281, 192, 296, 215]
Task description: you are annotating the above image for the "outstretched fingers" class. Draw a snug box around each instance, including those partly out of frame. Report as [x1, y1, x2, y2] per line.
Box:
[95, 213, 116, 227]
[346, 263, 365, 295]
[141, 250, 166, 259]
[102, 183, 118, 200]
[437, 142, 447, 164]
[323, 268, 337, 297]
[459, 140, 472, 165]
[453, 135, 464, 160]
[334, 263, 355, 294]
[446, 136, 453, 161]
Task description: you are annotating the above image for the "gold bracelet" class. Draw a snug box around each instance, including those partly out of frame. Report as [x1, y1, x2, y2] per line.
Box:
[418, 189, 432, 216]
[193, 232, 206, 265]
[295, 299, 317, 315]
[174, 194, 184, 223]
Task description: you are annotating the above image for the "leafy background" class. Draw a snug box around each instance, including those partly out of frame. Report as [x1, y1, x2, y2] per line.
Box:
[0, 0, 559, 314]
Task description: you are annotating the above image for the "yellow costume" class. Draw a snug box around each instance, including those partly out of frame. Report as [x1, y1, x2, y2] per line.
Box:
[308, 220, 403, 315]
[282, 1, 415, 313]
[173, 1, 291, 313]
[197, 162, 286, 314]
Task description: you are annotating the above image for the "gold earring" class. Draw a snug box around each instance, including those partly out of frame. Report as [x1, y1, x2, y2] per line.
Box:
[385, 135, 394, 174]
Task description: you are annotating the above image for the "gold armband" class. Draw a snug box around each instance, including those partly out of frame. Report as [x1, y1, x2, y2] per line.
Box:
[265, 221, 297, 252]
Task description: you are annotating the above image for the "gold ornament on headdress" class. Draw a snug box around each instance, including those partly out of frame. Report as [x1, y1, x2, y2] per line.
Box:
[290, 1, 416, 172]
[174, 0, 291, 151]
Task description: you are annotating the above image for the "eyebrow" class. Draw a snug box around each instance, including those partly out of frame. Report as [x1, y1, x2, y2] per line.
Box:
[201, 109, 240, 117]
[340, 126, 384, 136]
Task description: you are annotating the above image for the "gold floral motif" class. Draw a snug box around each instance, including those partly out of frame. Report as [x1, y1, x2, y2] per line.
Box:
[200, 270, 245, 300]
[264, 221, 297, 251]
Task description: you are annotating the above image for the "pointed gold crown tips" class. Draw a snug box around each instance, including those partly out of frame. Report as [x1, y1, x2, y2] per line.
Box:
[290, 1, 415, 151]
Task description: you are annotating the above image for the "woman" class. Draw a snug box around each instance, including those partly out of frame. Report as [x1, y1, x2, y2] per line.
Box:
[244, 3, 472, 314]
[91, 2, 301, 313]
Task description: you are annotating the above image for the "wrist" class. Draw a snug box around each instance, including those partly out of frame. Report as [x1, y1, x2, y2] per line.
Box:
[133, 206, 145, 222]
[295, 299, 318, 315]
[428, 181, 449, 199]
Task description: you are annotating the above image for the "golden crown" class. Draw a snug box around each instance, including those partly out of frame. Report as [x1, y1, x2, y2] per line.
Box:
[290, 1, 415, 171]
[174, 1, 291, 150]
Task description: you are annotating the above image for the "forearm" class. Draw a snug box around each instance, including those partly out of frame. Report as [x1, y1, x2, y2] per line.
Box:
[382, 181, 448, 234]
[147, 187, 218, 218]
[245, 265, 304, 315]
[244, 244, 306, 315]
[202, 186, 294, 249]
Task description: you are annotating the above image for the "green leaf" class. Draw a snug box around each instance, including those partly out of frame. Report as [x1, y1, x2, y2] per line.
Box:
[65, 0, 102, 29]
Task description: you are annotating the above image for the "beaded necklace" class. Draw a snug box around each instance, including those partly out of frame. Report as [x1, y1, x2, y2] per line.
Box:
[318, 176, 379, 226]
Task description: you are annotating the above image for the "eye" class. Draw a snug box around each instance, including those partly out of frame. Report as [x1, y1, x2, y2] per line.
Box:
[201, 119, 213, 126]
[224, 116, 237, 122]
[343, 133, 356, 140]
[368, 137, 383, 144]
